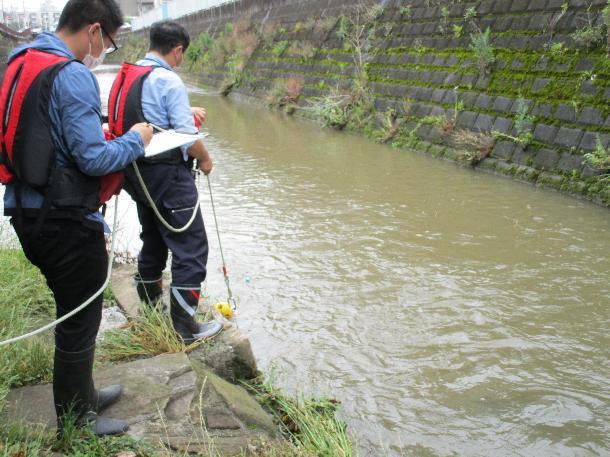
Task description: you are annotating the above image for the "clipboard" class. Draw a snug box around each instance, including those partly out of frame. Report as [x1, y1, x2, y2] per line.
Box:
[144, 131, 209, 158]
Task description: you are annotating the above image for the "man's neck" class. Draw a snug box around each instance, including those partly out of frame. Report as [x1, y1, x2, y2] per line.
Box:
[56, 30, 84, 60]
[148, 50, 173, 68]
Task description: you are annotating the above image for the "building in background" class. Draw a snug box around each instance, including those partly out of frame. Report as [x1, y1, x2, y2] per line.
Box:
[138, 0, 157, 14]
[118, 0, 139, 17]
[1, 1, 60, 32]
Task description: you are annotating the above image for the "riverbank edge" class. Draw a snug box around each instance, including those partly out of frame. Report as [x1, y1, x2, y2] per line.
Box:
[0, 248, 354, 456]
[183, 73, 610, 209]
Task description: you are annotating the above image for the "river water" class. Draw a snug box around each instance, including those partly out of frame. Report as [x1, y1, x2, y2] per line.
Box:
[94, 66, 609, 456]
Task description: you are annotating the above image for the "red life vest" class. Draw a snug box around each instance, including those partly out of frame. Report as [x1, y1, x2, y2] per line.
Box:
[108, 63, 155, 137]
[0, 48, 123, 214]
[0, 49, 71, 187]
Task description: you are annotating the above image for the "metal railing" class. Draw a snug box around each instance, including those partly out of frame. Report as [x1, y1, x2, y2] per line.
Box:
[132, 0, 238, 30]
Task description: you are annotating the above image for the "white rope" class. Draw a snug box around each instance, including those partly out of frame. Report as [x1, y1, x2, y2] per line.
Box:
[0, 127, 207, 346]
[0, 196, 121, 347]
[132, 161, 201, 234]
[132, 122, 202, 234]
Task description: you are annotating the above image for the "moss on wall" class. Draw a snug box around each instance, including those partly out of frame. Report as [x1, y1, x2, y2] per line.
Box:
[116, 0, 610, 207]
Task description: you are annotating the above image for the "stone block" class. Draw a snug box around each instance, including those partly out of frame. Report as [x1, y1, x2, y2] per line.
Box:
[537, 171, 565, 189]
[475, 94, 494, 109]
[530, 15, 550, 32]
[461, 91, 478, 108]
[492, 140, 515, 160]
[552, 62, 569, 72]
[478, 157, 497, 171]
[580, 132, 610, 151]
[531, 103, 553, 119]
[533, 124, 558, 144]
[189, 325, 258, 382]
[512, 146, 535, 165]
[531, 78, 551, 93]
[582, 164, 605, 178]
[515, 165, 541, 182]
[510, 98, 533, 113]
[493, 1, 512, 13]
[511, 59, 525, 70]
[554, 104, 576, 122]
[460, 73, 478, 87]
[557, 153, 584, 173]
[475, 75, 491, 90]
[574, 58, 595, 72]
[527, 0, 548, 11]
[533, 57, 549, 71]
[496, 161, 517, 175]
[444, 72, 461, 85]
[456, 111, 478, 129]
[533, 148, 560, 170]
[412, 103, 432, 118]
[474, 113, 495, 132]
[446, 55, 459, 66]
[479, 1, 494, 15]
[577, 107, 604, 126]
[580, 81, 597, 97]
[511, 0, 530, 12]
[511, 16, 530, 29]
[493, 117, 514, 134]
[554, 127, 584, 149]
[493, 96, 514, 113]
[431, 89, 447, 103]
[495, 16, 514, 32]
[495, 35, 513, 49]
[431, 72, 448, 85]
[510, 35, 530, 50]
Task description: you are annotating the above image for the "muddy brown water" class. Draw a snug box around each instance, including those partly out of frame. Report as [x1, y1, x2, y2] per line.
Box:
[97, 66, 610, 456]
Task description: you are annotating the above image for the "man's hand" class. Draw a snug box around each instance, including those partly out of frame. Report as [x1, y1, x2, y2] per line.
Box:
[130, 123, 154, 148]
[197, 157, 213, 175]
[191, 107, 207, 126]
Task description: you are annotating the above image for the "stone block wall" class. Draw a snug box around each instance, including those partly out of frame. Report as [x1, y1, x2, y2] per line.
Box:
[110, 0, 610, 206]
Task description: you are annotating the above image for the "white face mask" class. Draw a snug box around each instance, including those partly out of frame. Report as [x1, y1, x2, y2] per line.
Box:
[83, 27, 107, 70]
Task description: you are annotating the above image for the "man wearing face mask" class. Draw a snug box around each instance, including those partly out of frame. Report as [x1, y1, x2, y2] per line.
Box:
[0, 0, 153, 436]
[108, 21, 222, 343]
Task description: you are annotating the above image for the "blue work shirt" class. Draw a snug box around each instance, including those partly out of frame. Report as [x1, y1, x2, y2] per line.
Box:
[3, 32, 145, 228]
[136, 53, 196, 160]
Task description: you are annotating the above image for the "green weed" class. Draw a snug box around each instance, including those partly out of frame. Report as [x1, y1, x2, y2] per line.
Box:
[246, 378, 353, 457]
[584, 136, 610, 170]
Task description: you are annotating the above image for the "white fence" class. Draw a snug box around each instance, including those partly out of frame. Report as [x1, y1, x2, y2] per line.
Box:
[132, 0, 238, 30]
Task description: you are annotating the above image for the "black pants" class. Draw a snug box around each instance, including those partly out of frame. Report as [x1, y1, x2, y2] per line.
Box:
[124, 161, 208, 287]
[12, 217, 105, 353]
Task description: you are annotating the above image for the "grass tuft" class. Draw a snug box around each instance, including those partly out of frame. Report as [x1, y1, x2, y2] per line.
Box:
[245, 378, 354, 457]
[98, 306, 204, 362]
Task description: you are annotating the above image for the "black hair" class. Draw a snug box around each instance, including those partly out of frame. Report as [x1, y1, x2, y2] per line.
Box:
[149, 21, 190, 55]
[57, 0, 123, 34]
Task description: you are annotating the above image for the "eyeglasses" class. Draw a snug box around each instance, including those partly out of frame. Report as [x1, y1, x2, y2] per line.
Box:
[100, 25, 120, 54]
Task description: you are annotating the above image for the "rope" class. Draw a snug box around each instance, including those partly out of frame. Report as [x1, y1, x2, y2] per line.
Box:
[0, 196, 121, 347]
[0, 128, 234, 346]
[205, 174, 236, 311]
[131, 123, 203, 234]
[132, 161, 201, 234]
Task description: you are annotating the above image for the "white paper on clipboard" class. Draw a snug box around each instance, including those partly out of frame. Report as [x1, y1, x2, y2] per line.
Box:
[144, 131, 209, 158]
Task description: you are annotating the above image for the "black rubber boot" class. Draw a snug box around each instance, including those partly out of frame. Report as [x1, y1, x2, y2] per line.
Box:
[94, 385, 123, 413]
[170, 286, 222, 344]
[134, 274, 163, 308]
[54, 346, 129, 436]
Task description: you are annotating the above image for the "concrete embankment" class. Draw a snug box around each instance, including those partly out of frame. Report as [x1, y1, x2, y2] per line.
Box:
[116, 0, 610, 207]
